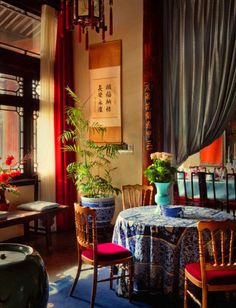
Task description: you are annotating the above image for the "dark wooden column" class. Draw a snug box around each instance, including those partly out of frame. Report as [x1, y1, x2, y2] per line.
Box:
[143, 0, 163, 184]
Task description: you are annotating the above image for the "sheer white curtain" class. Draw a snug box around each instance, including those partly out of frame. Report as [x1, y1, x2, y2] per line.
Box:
[38, 5, 57, 201]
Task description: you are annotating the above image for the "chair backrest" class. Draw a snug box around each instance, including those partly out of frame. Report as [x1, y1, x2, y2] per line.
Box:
[121, 184, 154, 210]
[226, 173, 236, 215]
[226, 173, 236, 200]
[174, 171, 189, 204]
[191, 171, 207, 201]
[197, 220, 236, 282]
[191, 171, 217, 206]
[190, 165, 207, 174]
[213, 165, 227, 179]
[74, 203, 97, 253]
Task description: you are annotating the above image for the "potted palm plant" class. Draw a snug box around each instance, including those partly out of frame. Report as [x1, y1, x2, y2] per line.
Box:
[61, 87, 120, 228]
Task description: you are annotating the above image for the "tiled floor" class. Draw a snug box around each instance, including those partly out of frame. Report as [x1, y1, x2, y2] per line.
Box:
[6, 229, 236, 308]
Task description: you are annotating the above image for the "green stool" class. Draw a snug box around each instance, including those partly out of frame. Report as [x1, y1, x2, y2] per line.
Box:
[0, 243, 49, 308]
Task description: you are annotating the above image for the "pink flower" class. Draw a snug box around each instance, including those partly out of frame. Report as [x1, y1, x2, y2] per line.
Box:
[161, 152, 173, 160]
[150, 152, 173, 161]
[150, 152, 162, 160]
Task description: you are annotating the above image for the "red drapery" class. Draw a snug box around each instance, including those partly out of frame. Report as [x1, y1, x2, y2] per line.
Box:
[54, 9, 77, 231]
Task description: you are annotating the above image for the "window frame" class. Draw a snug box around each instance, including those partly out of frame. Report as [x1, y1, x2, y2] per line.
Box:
[0, 47, 40, 179]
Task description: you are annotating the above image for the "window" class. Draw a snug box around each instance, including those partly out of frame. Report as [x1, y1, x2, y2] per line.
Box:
[0, 48, 40, 178]
[0, 1, 40, 178]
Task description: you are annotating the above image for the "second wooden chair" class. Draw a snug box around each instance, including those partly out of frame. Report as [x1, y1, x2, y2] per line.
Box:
[121, 184, 154, 210]
[184, 219, 236, 308]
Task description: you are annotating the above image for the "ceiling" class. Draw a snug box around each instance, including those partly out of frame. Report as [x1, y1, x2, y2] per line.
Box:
[0, 1, 41, 54]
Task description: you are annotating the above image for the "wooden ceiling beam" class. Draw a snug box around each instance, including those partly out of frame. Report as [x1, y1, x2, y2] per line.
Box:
[2, 0, 60, 16]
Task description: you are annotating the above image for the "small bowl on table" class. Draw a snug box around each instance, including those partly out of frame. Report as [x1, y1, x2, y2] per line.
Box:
[160, 206, 184, 218]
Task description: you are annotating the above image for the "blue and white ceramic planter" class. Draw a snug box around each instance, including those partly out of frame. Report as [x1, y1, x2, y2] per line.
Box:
[81, 196, 115, 228]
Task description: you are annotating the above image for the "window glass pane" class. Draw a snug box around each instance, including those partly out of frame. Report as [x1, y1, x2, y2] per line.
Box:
[0, 106, 21, 168]
[32, 79, 40, 99]
[0, 73, 24, 96]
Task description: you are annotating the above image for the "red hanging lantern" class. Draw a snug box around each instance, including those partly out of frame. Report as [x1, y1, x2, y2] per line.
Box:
[60, 0, 113, 49]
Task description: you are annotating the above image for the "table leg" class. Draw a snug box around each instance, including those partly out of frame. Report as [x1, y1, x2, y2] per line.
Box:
[24, 222, 30, 241]
[41, 214, 55, 252]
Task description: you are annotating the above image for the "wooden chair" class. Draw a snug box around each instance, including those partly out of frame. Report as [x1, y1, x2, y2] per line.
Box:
[189, 165, 207, 174]
[191, 172, 223, 210]
[174, 171, 193, 205]
[70, 203, 133, 308]
[121, 184, 154, 210]
[226, 173, 236, 217]
[184, 219, 236, 308]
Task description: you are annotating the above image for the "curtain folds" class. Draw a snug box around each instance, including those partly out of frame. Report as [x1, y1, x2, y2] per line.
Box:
[54, 11, 77, 230]
[38, 5, 57, 202]
[163, 0, 236, 165]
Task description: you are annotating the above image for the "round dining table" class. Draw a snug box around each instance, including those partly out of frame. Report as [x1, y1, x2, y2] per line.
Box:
[112, 205, 233, 298]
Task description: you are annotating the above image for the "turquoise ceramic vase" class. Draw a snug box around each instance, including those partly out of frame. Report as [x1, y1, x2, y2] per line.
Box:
[154, 182, 171, 206]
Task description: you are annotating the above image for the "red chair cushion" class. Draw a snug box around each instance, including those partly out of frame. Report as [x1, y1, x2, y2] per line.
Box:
[186, 262, 236, 285]
[82, 243, 132, 262]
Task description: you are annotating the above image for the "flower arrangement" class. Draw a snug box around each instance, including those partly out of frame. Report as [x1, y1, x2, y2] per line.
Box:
[144, 152, 177, 183]
[0, 155, 21, 195]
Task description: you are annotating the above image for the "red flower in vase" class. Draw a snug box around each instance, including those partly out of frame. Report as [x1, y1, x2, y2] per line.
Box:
[0, 155, 21, 195]
[5, 155, 14, 166]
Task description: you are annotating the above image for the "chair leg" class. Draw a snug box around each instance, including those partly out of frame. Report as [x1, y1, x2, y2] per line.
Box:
[184, 275, 188, 308]
[69, 256, 82, 296]
[202, 288, 208, 308]
[90, 265, 98, 308]
[128, 259, 133, 302]
[109, 266, 113, 289]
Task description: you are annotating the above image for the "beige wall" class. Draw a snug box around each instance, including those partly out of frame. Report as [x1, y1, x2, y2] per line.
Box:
[73, 0, 143, 221]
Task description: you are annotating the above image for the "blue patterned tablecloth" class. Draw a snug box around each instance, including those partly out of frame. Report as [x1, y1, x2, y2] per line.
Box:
[112, 205, 233, 297]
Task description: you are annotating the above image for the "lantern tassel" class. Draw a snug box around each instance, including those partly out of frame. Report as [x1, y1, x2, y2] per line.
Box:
[65, 0, 70, 31]
[91, 0, 94, 29]
[85, 29, 89, 50]
[78, 24, 82, 43]
[59, 0, 65, 38]
[109, 6, 113, 35]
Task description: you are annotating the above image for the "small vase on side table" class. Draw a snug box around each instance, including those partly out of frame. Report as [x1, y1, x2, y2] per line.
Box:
[154, 182, 171, 214]
[0, 189, 9, 211]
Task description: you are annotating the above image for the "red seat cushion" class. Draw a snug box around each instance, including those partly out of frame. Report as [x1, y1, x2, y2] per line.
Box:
[186, 262, 236, 285]
[82, 243, 132, 262]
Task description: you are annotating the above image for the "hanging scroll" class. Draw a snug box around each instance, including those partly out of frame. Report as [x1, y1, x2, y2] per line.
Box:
[89, 40, 122, 143]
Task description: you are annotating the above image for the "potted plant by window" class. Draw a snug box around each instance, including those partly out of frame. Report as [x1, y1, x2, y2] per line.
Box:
[61, 87, 120, 228]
